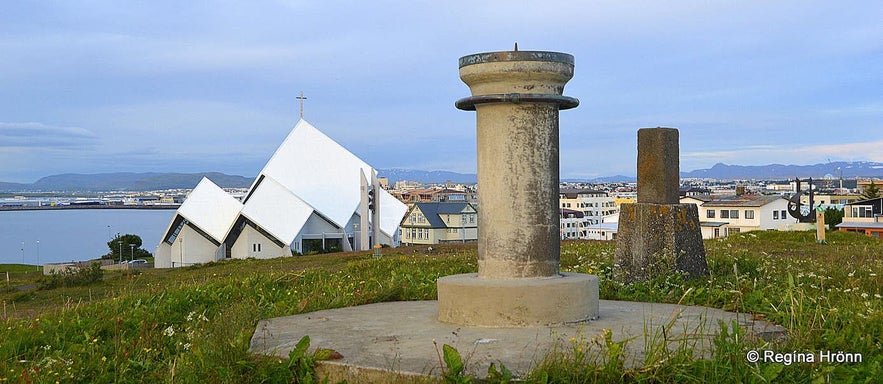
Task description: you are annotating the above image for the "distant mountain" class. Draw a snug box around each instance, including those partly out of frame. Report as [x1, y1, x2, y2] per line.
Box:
[378, 169, 477, 184]
[0, 172, 254, 192]
[681, 161, 883, 180]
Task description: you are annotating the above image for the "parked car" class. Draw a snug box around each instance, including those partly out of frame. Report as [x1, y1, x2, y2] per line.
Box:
[127, 259, 147, 264]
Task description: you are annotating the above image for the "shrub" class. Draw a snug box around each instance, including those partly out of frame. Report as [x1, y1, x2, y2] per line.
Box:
[37, 262, 103, 290]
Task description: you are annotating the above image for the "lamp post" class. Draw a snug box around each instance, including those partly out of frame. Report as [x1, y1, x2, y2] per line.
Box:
[129, 244, 135, 262]
[118, 241, 123, 264]
[36, 240, 40, 271]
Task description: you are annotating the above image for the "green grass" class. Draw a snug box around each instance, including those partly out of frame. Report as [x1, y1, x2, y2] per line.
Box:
[1, 233, 881, 383]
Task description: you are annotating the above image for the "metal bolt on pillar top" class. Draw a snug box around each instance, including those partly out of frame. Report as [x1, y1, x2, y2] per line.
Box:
[437, 49, 598, 327]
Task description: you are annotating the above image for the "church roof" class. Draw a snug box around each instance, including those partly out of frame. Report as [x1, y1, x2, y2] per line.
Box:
[249, 119, 407, 237]
[176, 177, 242, 242]
[239, 175, 314, 246]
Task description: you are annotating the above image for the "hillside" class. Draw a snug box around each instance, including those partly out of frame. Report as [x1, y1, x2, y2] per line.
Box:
[0, 232, 880, 382]
[0, 172, 254, 192]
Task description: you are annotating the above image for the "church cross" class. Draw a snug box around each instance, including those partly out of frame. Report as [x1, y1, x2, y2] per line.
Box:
[296, 91, 307, 118]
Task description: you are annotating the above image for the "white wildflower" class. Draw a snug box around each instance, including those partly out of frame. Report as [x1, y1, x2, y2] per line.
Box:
[163, 325, 175, 337]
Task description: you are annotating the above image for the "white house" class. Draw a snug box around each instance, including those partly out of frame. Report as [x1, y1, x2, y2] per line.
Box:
[154, 119, 408, 267]
[682, 195, 793, 239]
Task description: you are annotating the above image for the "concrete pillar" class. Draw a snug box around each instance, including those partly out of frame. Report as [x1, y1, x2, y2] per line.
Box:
[437, 49, 598, 327]
[456, 50, 579, 279]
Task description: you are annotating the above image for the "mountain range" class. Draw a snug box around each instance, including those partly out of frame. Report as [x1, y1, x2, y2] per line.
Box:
[1, 161, 880, 192]
[680, 161, 883, 180]
[0, 172, 254, 192]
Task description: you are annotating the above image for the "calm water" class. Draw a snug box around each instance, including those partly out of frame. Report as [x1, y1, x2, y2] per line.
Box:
[0, 210, 176, 265]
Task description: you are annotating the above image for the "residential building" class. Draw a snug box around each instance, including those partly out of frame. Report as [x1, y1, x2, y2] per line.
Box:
[836, 197, 883, 238]
[559, 188, 617, 225]
[585, 223, 618, 241]
[400, 202, 478, 245]
[682, 195, 792, 239]
[800, 193, 863, 206]
[560, 208, 586, 240]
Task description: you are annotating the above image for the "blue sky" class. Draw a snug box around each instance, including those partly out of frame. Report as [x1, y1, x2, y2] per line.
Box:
[1, 1, 880, 183]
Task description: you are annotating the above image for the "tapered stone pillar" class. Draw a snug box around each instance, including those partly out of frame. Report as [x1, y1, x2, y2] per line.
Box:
[614, 128, 708, 283]
[437, 50, 599, 327]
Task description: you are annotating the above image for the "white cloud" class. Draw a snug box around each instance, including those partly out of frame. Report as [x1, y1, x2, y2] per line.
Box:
[0, 122, 98, 149]
[683, 140, 883, 167]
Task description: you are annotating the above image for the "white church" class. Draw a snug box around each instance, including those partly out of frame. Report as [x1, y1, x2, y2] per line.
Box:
[154, 119, 408, 268]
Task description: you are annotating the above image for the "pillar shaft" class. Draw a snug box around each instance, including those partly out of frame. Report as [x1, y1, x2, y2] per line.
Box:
[637, 128, 680, 204]
[457, 51, 577, 279]
[476, 104, 560, 278]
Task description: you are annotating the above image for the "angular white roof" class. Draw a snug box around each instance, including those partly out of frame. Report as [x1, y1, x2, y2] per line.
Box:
[176, 177, 243, 242]
[379, 188, 408, 238]
[240, 175, 314, 246]
[251, 119, 407, 236]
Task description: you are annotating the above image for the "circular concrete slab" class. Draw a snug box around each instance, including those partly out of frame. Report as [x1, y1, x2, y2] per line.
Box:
[249, 300, 785, 383]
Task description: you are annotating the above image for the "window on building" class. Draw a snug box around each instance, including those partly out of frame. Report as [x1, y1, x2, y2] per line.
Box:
[773, 210, 779, 220]
[781, 210, 787, 219]
[707, 210, 715, 219]
[721, 210, 730, 219]
[745, 210, 754, 219]
[728, 227, 741, 235]
[730, 210, 739, 219]
[852, 206, 873, 218]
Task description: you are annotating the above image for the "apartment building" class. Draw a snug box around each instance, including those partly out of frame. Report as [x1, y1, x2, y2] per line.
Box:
[559, 188, 617, 225]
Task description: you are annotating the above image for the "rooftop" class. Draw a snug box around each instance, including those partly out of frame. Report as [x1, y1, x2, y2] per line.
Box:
[701, 195, 783, 207]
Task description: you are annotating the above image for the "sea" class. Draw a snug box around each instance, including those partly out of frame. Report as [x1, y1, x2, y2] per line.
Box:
[0, 209, 176, 265]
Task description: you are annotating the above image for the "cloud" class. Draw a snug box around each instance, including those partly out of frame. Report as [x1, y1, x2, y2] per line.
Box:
[0, 122, 98, 149]
[683, 140, 883, 167]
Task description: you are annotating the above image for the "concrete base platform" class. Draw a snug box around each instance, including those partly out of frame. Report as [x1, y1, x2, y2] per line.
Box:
[250, 300, 785, 383]
[437, 273, 599, 327]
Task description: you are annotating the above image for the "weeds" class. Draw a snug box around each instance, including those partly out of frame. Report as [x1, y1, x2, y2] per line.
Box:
[37, 262, 103, 290]
[0, 233, 879, 382]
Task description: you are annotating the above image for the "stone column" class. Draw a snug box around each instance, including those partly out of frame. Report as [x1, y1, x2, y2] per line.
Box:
[637, 128, 680, 205]
[614, 128, 708, 283]
[437, 50, 598, 327]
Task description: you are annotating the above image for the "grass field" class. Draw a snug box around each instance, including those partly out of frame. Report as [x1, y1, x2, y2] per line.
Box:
[0, 231, 880, 383]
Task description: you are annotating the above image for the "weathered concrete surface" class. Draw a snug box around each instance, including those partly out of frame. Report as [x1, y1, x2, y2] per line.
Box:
[637, 128, 680, 205]
[457, 52, 576, 280]
[250, 300, 785, 383]
[614, 203, 709, 282]
[474, 103, 561, 278]
[437, 273, 599, 327]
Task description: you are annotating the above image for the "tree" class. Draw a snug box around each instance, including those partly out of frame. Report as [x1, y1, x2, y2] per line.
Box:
[861, 181, 880, 200]
[106, 234, 151, 261]
[824, 207, 844, 231]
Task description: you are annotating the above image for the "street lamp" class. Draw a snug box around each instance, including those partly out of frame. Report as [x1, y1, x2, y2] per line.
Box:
[36, 240, 40, 271]
[129, 244, 135, 262]
[118, 241, 123, 264]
